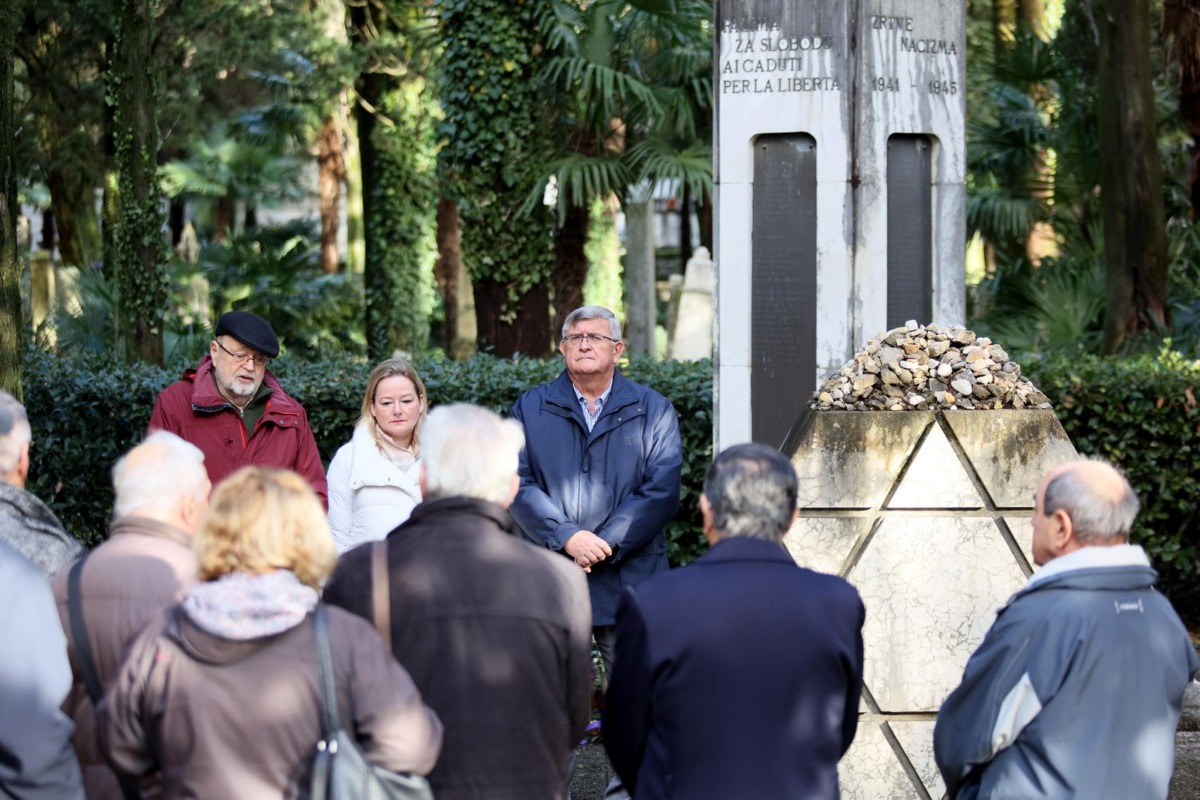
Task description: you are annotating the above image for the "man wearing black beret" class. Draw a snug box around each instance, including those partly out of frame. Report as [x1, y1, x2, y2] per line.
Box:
[148, 311, 328, 506]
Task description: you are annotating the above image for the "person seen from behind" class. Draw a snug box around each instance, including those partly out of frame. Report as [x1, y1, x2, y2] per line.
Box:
[934, 459, 1199, 799]
[97, 466, 442, 798]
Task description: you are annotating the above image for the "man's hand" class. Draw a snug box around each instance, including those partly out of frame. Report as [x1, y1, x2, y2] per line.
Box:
[565, 530, 613, 573]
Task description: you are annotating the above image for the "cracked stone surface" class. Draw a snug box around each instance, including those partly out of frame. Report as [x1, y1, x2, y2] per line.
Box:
[1003, 514, 1036, 571]
[888, 423, 984, 509]
[784, 516, 866, 576]
[850, 516, 1027, 711]
[789, 411, 932, 508]
[943, 410, 1077, 507]
[890, 720, 944, 798]
[839, 722, 924, 799]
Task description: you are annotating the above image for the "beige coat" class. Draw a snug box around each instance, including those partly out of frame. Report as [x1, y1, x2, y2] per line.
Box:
[51, 515, 197, 800]
[97, 603, 442, 800]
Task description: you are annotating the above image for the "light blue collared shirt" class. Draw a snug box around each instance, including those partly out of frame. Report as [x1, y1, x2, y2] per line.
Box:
[573, 381, 613, 432]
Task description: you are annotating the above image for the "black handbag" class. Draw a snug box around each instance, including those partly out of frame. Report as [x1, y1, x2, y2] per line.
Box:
[310, 603, 434, 800]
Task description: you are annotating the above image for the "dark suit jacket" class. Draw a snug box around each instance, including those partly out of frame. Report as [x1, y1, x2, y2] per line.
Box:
[323, 496, 593, 800]
[603, 536, 865, 800]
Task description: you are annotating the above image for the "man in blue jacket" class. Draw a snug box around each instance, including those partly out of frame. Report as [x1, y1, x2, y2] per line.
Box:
[602, 443, 865, 800]
[935, 459, 1199, 800]
[509, 305, 682, 673]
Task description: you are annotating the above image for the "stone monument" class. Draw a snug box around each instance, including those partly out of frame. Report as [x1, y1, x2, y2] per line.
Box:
[782, 324, 1076, 799]
[714, 0, 967, 448]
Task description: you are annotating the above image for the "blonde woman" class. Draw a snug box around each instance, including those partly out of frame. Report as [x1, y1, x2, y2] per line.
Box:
[97, 467, 442, 799]
[327, 359, 427, 553]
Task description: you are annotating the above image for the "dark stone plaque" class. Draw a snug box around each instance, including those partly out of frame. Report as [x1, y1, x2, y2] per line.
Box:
[752, 133, 817, 447]
[886, 134, 933, 329]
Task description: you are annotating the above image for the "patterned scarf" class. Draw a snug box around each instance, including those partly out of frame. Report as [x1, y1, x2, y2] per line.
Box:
[182, 570, 319, 640]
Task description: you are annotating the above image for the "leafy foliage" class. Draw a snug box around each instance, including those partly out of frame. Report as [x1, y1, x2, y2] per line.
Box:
[194, 221, 365, 360]
[1025, 349, 1200, 621]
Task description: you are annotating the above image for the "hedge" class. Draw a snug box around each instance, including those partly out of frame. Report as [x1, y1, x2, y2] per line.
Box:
[1024, 348, 1200, 620]
[20, 349, 713, 565]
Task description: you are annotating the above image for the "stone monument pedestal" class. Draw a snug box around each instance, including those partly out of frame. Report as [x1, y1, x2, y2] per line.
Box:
[782, 408, 1077, 799]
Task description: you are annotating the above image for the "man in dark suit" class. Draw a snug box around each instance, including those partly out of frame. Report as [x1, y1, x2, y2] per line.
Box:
[603, 442, 865, 800]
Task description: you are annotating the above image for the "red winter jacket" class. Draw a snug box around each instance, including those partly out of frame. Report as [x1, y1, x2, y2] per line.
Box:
[148, 356, 328, 507]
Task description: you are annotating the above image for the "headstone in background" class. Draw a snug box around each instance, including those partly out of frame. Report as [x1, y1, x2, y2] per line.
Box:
[714, 0, 967, 448]
[668, 246, 714, 361]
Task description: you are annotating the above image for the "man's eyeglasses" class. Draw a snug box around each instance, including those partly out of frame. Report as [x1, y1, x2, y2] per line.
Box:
[562, 333, 620, 347]
[215, 339, 271, 368]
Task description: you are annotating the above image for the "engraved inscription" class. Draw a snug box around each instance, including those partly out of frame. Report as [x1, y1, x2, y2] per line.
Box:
[719, 23, 839, 96]
[866, 11, 963, 98]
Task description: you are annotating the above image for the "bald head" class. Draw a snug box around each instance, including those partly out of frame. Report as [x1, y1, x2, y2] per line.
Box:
[1032, 459, 1139, 565]
[112, 431, 210, 534]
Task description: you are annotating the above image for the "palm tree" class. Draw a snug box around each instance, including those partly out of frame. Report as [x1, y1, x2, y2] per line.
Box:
[530, 0, 713, 337]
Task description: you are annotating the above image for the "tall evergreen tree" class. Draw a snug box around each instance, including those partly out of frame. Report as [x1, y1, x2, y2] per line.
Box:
[0, 0, 21, 397]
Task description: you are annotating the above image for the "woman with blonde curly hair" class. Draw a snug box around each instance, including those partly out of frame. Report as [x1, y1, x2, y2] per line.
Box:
[327, 358, 427, 552]
[98, 466, 442, 799]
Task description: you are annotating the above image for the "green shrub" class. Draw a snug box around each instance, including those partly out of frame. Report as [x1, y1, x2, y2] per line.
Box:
[1024, 348, 1200, 620]
[21, 349, 713, 566]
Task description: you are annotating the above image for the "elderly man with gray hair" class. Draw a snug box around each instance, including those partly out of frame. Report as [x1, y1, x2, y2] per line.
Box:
[324, 404, 592, 800]
[50, 430, 211, 800]
[0, 389, 83, 574]
[603, 442, 865, 800]
[935, 459, 1199, 799]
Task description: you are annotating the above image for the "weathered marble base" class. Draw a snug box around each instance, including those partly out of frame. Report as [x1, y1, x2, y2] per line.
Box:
[783, 408, 1077, 798]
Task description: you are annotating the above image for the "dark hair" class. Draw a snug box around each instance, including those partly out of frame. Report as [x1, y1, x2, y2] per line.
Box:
[702, 443, 798, 541]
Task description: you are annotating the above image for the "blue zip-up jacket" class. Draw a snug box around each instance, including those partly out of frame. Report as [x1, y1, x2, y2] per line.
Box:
[509, 371, 682, 625]
[934, 546, 1199, 799]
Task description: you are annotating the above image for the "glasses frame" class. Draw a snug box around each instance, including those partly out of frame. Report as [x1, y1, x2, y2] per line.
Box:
[561, 333, 620, 347]
[215, 338, 271, 368]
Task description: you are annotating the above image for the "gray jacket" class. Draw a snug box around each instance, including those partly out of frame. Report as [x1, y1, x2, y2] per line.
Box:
[0, 480, 83, 575]
[0, 540, 85, 799]
[934, 545, 1199, 799]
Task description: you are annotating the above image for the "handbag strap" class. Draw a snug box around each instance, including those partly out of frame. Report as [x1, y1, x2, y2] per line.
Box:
[371, 540, 392, 652]
[313, 604, 340, 738]
[69, 554, 144, 800]
[67, 554, 104, 705]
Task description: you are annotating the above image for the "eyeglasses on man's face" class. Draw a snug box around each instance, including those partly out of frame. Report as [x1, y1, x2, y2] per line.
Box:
[562, 333, 620, 347]
[215, 339, 271, 368]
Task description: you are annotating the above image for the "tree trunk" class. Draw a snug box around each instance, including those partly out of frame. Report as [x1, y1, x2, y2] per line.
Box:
[679, 182, 693, 266]
[994, 0, 1018, 50]
[317, 113, 344, 274]
[112, 0, 167, 364]
[553, 203, 590, 338]
[47, 166, 102, 267]
[698, 189, 713, 252]
[624, 199, 656, 357]
[1019, 0, 1047, 37]
[1097, 0, 1169, 352]
[343, 97, 365, 274]
[0, 0, 21, 399]
[1163, 0, 1200, 218]
[473, 278, 550, 357]
[213, 196, 231, 243]
[435, 196, 476, 359]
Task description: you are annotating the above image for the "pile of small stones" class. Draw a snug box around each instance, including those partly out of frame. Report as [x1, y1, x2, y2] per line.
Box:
[810, 322, 1052, 412]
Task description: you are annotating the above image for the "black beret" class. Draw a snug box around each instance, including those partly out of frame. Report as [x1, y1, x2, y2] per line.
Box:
[214, 311, 279, 359]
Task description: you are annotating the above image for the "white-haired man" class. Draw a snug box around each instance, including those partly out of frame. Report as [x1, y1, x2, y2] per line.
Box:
[0, 389, 83, 574]
[50, 431, 211, 800]
[324, 404, 592, 800]
[935, 459, 1199, 799]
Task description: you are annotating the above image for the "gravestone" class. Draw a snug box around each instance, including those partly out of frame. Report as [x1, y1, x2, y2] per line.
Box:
[714, 0, 967, 449]
[667, 246, 714, 360]
[779, 324, 1076, 798]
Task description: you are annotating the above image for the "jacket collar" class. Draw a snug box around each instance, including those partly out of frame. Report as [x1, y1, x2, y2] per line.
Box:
[1020, 543, 1157, 595]
[544, 370, 643, 435]
[187, 355, 293, 416]
[404, 495, 517, 536]
[345, 422, 420, 490]
[0, 478, 65, 531]
[694, 535, 796, 566]
[109, 514, 194, 549]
